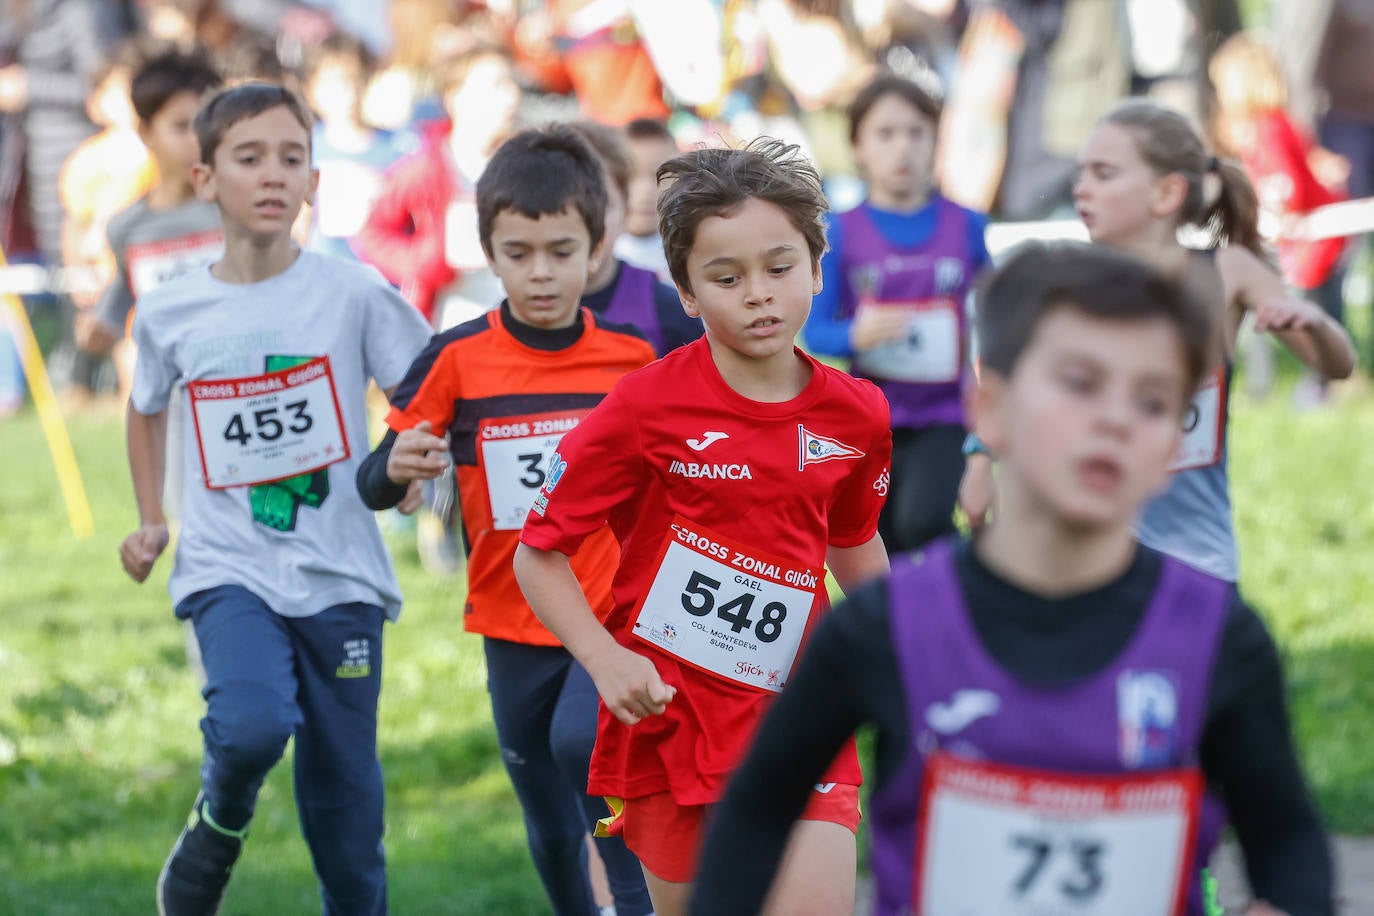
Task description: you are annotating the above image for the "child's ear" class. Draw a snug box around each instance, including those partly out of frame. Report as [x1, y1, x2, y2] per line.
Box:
[1152, 172, 1189, 219]
[970, 368, 1010, 457]
[190, 161, 216, 203]
[588, 234, 609, 277]
[811, 261, 823, 296]
[305, 167, 320, 207]
[677, 283, 700, 318]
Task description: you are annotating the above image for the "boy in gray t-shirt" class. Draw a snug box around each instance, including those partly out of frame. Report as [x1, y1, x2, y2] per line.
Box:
[79, 50, 224, 392]
[120, 83, 429, 916]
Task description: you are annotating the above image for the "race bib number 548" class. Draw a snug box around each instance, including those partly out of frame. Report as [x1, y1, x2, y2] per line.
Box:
[632, 517, 822, 693]
[915, 753, 1202, 916]
[188, 356, 348, 489]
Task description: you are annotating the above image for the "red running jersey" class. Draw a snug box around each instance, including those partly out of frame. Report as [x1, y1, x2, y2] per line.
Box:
[521, 337, 892, 804]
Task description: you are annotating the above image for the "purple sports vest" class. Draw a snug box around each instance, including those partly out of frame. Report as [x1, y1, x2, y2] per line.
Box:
[601, 262, 663, 355]
[868, 539, 1230, 916]
[836, 198, 976, 430]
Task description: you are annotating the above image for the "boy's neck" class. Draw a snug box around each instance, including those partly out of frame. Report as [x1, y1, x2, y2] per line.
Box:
[867, 185, 931, 214]
[705, 338, 812, 404]
[146, 180, 197, 210]
[211, 235, 301, 284]
[977, 480, 1137, 598]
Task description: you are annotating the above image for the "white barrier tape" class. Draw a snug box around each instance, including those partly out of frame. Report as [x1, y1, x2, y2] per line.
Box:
[1, 197, 1371, 293]
[0, 263, 102, 296]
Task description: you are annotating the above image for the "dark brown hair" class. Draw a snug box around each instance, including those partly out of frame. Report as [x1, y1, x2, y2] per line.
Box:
[848, 72, 941, 142]
[1102, 99, 1267, 263]
[979, 241, 1215, 399]
[476, 123, 607, 254]
[625, 117, 675, 144]
[567, 120, 632, 201]
[194, 81, 314, 164]
[131, 47, 222, 123]
[656, 138, 828, 294]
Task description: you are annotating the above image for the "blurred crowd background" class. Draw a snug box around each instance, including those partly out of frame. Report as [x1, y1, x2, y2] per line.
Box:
[2, 0, 1371, 411]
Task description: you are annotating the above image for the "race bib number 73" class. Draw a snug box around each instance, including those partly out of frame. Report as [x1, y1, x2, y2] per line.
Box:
[632, 517, 822, 693]
[915, 753, 1202, 916]
[188, 356, 349, 489]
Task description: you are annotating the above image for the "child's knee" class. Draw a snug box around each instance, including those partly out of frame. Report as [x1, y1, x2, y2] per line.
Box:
[202, 682, 296, 773]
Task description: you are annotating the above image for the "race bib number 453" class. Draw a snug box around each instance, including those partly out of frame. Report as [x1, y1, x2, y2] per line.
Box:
[632, 517, 822, 693]
[915, 753, 1202, 916]
[188, 356, 349, 489]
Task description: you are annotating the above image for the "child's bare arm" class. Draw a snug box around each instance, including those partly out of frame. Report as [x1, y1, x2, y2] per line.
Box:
[825, 535, 889, 596]
[514, 542, 676, 725]
[1221, 246, 1357, 379]
[120, 405, 169, 583]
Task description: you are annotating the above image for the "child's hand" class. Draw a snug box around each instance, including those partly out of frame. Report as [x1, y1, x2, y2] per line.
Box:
[120, 523, 169, 583]
[386, 421, 450, 485]
[396, 479, 426, 515]
[1253, 297, 1324, 333]
[851, 306, 917, 351]
[586, 644, 677, 726]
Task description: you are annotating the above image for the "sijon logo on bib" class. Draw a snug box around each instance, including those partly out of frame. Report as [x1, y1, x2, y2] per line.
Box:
[1118, 669, 1180, 769]
[798, 424, 866, 471]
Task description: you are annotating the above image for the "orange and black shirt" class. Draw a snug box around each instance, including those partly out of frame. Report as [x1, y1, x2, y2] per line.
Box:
[358, 303, 655, 644]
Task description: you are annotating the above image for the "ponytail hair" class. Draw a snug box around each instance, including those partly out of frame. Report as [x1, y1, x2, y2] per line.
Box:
[1101, 99, 1270, 264]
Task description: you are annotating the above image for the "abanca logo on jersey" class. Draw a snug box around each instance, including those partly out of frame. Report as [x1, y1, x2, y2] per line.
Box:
[798, 424, 865, 471]
[668, 459, 753, 480]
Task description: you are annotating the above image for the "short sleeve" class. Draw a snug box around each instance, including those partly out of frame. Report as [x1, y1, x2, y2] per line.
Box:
[384, 340, 459, 433]
[360, 269, 431, 390]
[826, 389, 892, 547]
[519, 386, 647, 556]
[129, 307, 179, 415]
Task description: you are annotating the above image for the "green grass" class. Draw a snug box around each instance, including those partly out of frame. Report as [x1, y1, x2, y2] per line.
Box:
[2, 376, 1373, 912]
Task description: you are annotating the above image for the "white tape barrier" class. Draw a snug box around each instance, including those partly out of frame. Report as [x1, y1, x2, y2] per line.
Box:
[2, 198, 1371, 295]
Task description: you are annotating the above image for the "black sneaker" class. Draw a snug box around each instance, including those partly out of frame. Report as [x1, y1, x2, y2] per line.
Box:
[156, 793, 246, 916]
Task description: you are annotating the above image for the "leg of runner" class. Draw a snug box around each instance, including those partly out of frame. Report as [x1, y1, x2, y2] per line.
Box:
[641, 872, 691, 916]
[761, 820, 857, 916]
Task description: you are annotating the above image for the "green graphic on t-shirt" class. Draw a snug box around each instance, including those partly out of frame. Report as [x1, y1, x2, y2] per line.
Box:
[249, 355, 331, 531]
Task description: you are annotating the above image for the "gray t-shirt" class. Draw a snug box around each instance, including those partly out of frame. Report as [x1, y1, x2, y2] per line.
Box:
[130, 251, 431, 619]
[94, 197, 224, 333]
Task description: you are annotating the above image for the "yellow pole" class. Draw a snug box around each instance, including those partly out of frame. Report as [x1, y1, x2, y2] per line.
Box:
[0, 246, 95, 539]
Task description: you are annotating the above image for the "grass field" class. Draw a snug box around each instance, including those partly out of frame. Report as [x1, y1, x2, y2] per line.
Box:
[2, 376, 1373, 914]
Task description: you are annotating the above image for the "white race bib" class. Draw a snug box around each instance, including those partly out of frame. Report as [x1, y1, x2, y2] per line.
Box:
[632, 517, 822, 693]
[478, 411, 588, 530]
[127, 229, 224, 299]
[188, 356, 349, 489]
[916, 753, 1201, 916]
[1168, 368, 1226, 473]
[853, 298, 961, 383]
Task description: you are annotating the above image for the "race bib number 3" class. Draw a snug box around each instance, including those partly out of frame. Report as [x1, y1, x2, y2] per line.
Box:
[1168, 368, 1226, 473]
[188, 356, 349, 489]
[853, 298, 961, 383]
[632, 517, 822, 693]
[478, 411, 587, 530]
[915, 753, 1201, 916]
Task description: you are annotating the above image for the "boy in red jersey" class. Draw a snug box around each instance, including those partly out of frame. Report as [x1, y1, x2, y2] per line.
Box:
[515, 139, 893, 916]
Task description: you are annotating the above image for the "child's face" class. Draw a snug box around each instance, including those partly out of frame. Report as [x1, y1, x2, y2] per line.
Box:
[193, 105, 317, 240]
[625, 135, 677, 238]
[1073, 123, 1167, 245]
[486, 205, 602, 330]
[306, 56, 363, 126]
[852, 93, 936, 204]
[140, 90, 205, 185]
[676, 197, 821, 370]
[976, 307, 1189, 531]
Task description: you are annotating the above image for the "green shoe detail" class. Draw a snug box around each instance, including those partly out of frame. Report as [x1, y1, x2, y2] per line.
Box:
[199, 803, 249, 841]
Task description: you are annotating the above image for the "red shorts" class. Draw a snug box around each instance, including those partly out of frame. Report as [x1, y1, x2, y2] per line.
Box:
[600, 783, 861, 883]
